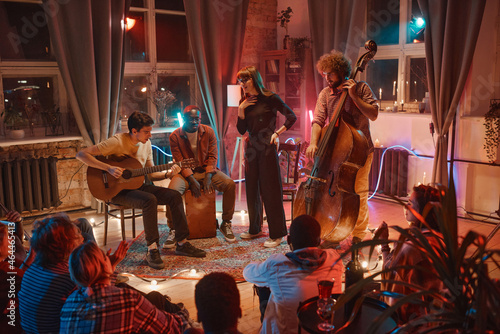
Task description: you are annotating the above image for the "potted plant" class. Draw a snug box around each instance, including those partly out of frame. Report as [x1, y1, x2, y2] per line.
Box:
[1, 105, 27, 139]
[333, 185, 500, 333]
[277, 6, 293, 49]
[483, 100, 500, 163]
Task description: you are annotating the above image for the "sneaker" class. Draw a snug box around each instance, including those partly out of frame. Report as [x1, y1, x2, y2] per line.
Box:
[175, 242, 206, 258]
[263, 237, 283, 248]
[240, 231, 263, 239]
[146, 249, 165, 269]
[219, 220, 236, 243]
[163, 229, 176, 249]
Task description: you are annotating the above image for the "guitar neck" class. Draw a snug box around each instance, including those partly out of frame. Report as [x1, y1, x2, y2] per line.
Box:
[130, 162, 175, 177]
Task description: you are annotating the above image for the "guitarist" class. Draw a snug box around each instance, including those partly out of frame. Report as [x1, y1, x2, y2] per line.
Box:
[305, 50, 379, 247]
[77, 111, 206, 270]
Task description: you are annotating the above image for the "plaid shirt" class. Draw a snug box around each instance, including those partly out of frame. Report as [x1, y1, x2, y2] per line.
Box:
[312, 82, 378, 152]
[60, 283, 185, 334]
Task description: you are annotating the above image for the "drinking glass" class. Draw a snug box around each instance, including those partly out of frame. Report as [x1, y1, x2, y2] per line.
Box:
[317, 277, 335, 299]
[316, 297, 336, 331]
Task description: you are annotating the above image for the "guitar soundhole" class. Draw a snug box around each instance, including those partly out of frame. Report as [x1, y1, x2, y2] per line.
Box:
[122, 170, 132, 179]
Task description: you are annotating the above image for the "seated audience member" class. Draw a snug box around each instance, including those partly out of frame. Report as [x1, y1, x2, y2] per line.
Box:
[60, 241, 185, 333]
[243, 215, 344, 334]
[185, 272, 242, 334]
[165, 105, 236, 246]
[377, 184, 443, 322]
[18, 213, 127, 333]
[1, 210, 27, 266]
[0, 222, 35, 333]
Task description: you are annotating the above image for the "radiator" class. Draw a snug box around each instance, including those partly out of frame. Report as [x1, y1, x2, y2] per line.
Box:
[369, 148, 409, 198]
[0, 157, 59, 212]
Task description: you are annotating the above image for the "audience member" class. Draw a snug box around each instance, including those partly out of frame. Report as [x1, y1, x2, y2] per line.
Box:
[1, 210, 27, 266]
[60, 241, 185, 333]
[243, 215, 343, 334]
[377, 184, 443, 322]
[18, 213, 125, 333]
[0, 221, 34, 333]
[185, 272, 242, 334]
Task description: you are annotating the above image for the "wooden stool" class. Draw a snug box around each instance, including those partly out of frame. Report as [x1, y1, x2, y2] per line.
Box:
[184, 190, 217, 239]
[104, 203, 142, 245]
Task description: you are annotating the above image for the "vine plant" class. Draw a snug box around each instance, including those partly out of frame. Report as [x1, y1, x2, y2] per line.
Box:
[483, 100, 500, 163]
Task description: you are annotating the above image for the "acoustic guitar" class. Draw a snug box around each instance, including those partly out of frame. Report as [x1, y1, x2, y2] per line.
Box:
[87, 156, 195, 202]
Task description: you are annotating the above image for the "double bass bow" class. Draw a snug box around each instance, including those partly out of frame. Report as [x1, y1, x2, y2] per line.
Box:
[293, 40, 377, 242]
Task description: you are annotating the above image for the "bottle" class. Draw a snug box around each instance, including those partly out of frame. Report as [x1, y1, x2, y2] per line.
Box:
[344, 247, 364, 320]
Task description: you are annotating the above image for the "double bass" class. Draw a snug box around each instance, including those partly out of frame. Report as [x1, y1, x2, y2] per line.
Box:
[293, 40, 377, 242]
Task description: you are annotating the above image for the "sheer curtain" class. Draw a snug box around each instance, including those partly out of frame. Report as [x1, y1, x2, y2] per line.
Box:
[184, 0, 249, 172]
[417, 0, 486, 186]
[43, 0, 130, 145]
[307, 0, 366, 94]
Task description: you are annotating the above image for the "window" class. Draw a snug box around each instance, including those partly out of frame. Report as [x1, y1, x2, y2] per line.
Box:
[155, 13, 190, 62]
[0, 2, 53, 60]
[119, 76, 149, 118]
[125, 12, 148, 62]
[157, 75, 191, 118]
[363, 0, 426, 113]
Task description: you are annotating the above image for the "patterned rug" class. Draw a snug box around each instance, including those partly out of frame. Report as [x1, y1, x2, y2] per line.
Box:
[116, 224, 290, 281]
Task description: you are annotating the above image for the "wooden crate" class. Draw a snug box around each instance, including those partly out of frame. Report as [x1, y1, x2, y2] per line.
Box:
[185, 190, 217, 239]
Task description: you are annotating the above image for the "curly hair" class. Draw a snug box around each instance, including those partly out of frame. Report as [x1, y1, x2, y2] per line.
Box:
[128, 111, 154, 132]
[69, 241, 113, 287]
[195, 272, 241, 332]
[31, 213, 82, 268]
[316, 50, 352, 79]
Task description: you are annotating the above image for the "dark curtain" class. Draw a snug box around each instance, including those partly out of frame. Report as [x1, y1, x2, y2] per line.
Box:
[183, 0, 249, 173]
[42, 0, 130, 145]
[307, 0, 366, 95]
[417, 0, 486, 186]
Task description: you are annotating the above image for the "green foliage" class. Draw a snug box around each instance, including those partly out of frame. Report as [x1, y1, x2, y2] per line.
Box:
[333, 185, 500, 333]
[277, 6, 293, 34]
[1, 105, 27, 130]
[483, 100, 500, 163]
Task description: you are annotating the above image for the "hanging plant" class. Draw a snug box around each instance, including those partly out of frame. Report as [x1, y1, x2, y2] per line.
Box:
[483, 100, 500, 163]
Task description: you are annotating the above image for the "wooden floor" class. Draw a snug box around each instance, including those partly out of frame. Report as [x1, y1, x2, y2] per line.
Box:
[26, 189, 500, 334]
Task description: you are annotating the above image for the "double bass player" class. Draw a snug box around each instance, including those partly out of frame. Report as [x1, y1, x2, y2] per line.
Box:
[306, 50, 379, 245]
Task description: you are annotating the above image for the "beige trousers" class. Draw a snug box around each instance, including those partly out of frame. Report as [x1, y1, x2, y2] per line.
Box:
[351, 152, 374, 240]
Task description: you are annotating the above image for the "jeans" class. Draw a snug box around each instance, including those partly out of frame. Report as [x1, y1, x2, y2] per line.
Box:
[111, 184, 190, 246]
[168, 170, 236, 221]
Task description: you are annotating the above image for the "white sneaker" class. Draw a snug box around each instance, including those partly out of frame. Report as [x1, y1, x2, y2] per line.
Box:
[240, 231, 263, 239]
[163, 229, 176, 249]
[263, 237, 282, 248]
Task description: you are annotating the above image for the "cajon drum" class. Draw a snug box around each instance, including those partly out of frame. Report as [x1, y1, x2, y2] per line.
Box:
[185, 190, 217, 239]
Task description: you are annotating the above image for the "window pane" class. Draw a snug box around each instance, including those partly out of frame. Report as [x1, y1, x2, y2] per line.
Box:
[3, 77, 55, 130]
[156, 14, 191, 62]
[157, 75, 190, 119]
[130, 0, 146, 8]
[0, 2, 53, 60]
[408, 0, 425, 43]
[125, 12, 148, 61]
[409, 58, 427, 102]
[367, 0, 399, 46]
[365, 59, 398, 107]
[155, 0, 184, 11]
[119, 76, 149, 118]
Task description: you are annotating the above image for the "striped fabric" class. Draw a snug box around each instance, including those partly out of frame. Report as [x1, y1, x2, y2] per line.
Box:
[18, 262, 75, 334]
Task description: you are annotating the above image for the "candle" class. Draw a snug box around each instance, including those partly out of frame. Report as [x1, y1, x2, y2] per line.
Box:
[422, 172, 426, 185]
[379, 88, 382, 100]
[393, 81, 396, 95]
[401, 99, 404, 105]
[374, 139, 380, 148]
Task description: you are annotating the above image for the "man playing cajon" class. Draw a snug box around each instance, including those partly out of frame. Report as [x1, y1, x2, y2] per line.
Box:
[164, 105, 236, 248]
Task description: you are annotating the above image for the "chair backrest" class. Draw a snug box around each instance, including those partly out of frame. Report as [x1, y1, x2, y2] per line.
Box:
[278, 142, 301, 184]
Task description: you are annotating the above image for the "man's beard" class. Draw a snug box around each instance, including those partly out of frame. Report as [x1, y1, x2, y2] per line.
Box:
[328, 78, 342, 89]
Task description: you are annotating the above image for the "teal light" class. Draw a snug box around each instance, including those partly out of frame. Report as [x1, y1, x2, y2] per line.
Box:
[415, 17, 425, 28]
[177, 112, 184, 127]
